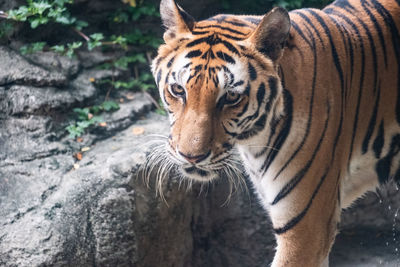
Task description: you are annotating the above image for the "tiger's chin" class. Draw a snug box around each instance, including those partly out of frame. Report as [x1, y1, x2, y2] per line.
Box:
[180, 165, 219, 182]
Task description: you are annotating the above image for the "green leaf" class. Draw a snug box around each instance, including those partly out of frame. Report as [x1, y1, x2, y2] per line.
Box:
[20, 42, 46, 54]
[101, 100, 120, 111]
[90, 33, 104, 41]
[30, 18, 40, 28]
[32, 2, 51, 15]
[75, 20, 88, 30]
[51, 45, 65, 53]
[73, 107, 90, 120]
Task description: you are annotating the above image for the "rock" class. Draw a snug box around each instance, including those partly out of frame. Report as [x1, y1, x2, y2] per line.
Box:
[0, 113, 275, 267]
[340, 184, 400, 231]
[26, 51, 80, 78]
[77, 50, 125, 69]
[0, 115, 68, 163]
[0, 82, 95, 116]
[93, 93, 154, 137]
[0, 46, 67, 87]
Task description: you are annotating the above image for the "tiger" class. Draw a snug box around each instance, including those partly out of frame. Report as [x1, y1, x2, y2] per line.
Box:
[150, 0, 400, 266]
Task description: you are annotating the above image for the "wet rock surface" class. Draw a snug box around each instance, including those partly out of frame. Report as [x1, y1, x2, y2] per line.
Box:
[0, 43, 399, 267]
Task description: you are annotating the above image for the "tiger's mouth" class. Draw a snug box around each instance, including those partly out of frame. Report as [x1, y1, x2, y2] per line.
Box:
[181, 164, 219, 181]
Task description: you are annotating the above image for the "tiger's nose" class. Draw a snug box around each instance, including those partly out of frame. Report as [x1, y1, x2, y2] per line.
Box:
[178, 150, 211, 164]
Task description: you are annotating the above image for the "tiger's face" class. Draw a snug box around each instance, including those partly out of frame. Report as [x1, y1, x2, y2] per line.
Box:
[152, 0, 290, 181]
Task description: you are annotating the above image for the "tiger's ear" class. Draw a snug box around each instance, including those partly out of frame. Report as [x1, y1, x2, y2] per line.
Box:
[160, 0, 195, 42]
[248, 7, 290, 61]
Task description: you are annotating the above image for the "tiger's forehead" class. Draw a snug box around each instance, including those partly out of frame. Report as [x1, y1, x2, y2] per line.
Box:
[170, 47, 249, 94]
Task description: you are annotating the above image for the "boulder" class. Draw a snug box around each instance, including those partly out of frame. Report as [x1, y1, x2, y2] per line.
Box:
[0, 46, 67, 87]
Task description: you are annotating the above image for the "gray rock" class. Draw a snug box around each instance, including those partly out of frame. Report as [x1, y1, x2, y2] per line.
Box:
[0, 115, 68, 163]
[0, 113, 275, 267]
[94, 93, 154, 136]
[0, 82, 95, 116]
[0, 46, 67, 87]
[26, 51, 80, 78]
[77, 50, 125, 69]
[340, 185, 400, 231]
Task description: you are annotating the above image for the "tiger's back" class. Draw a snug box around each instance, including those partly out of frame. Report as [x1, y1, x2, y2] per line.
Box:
[280, 0, 400, 208]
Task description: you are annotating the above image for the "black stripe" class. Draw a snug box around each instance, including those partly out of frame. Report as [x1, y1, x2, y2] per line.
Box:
[293, 10, 326, 49]
[328, 11, 365, 170]
[221, 39, 240, 55]
[233, 80, 244, 87]
[361, 1, 388, 68]
[306, 10, 345, 91]
[237, 82, 265, 128]
[362, 83, 381, 154]
[331, 0, 355, 12]
[376, 134, 400, 184]
[265, 77, 278, 114]
[187, 64, 203, 83]
[370, 0, 400, 124]
[336, 24, 354, 100]
[154, 56, 164, 67]
[223, 19, 249, 27]
[185, 50, 203, 58]
[355, 14, 378, 94]
[248, 62, 257, 81]
[216, 51, 235, 64]
[195, 24, 247, 36]
[206, 17, 250, 27]
[192, 31, 210, 35]
[237, 83, 251, 117]
[156, 69, 162, 87]
[166, 56, 174, 68]
[271, 101, 330, 205]
[256, 82, 266, 108]
[290, 20, 312, 48]
[186, 36, 212, 47]
[273, 25, 317, 180]
[218, 33, 246, 41]
[259, 89, 293, 170]
[222, 123, 237, 137]
[373, 120, 385, 158]
[274, 167, 331, 235]
[237, 114, 267, 140]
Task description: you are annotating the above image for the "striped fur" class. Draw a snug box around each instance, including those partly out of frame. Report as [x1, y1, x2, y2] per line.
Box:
[151, 0, 400, 266]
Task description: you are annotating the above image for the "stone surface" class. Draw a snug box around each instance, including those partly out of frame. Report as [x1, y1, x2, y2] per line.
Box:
[0, 113, 275, 267]
[26, 51, 80, 78]
[0, 46, 67, 87]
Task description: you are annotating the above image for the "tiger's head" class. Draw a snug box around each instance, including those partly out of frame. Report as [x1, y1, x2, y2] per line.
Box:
[151, 0, 290, 182]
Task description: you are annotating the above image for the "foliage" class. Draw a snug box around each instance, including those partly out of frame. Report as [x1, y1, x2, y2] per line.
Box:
[1, 0, 163, 139]
[7, 0, 87, 29]
[66, 101, 120, 138]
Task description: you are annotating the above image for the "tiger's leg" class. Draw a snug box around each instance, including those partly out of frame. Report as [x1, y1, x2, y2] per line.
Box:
[270, 173, 341, 267]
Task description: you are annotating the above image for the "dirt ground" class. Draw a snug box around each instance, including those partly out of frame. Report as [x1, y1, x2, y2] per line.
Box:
[330, 228, 400, 267]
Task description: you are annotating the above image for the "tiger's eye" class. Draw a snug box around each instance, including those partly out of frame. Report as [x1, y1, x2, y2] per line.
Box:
[224, 91, 241, 105]
[170, 83, 185, 97]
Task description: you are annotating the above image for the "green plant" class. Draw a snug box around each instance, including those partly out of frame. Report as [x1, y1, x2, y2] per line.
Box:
[0, 20, 13, 39]
[66, 101, 120, 138]
[20, 42, 46, 54]
[7, 0, 85, 29]
[1, 0, 169, 139]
